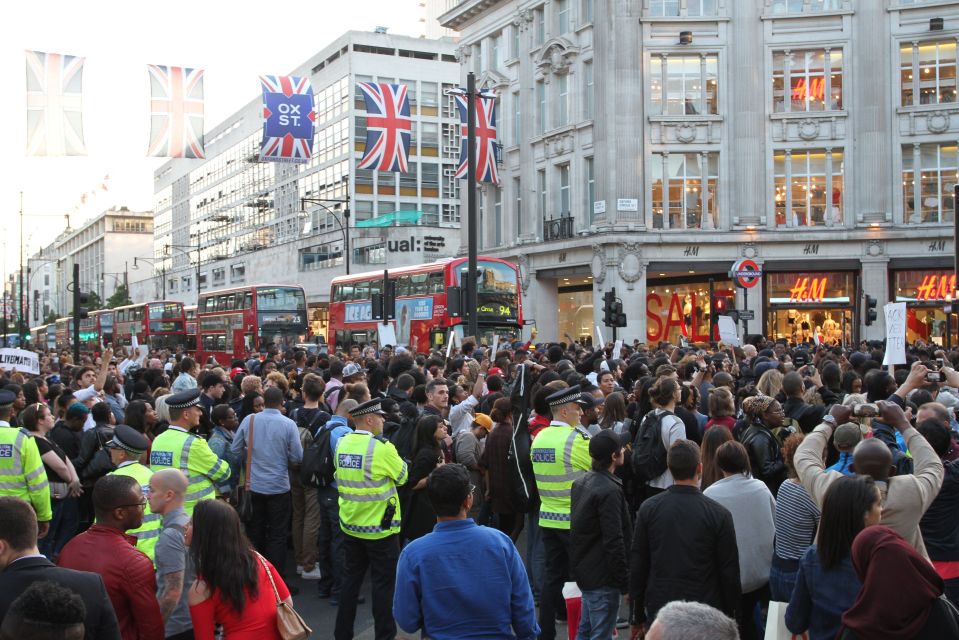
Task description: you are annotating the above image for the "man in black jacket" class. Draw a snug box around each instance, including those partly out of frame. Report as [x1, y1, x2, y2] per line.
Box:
[571, 430, 632, 640]
[0, 497, 120, 640]
[629, 439, 740, 634]
[782, 371, 829, 433]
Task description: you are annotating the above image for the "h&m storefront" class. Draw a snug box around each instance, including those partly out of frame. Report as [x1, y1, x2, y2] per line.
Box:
[763, 266, 858, 345]
[891, 266, 956, 345]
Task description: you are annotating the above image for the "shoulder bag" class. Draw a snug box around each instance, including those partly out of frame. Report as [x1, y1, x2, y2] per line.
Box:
[238, 415, 255, 523]
[256, 551, 312, 640]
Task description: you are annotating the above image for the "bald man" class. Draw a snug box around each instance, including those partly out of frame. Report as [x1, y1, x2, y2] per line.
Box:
[916, 402, 959, 462]
[795, 401, 944, 558]
[148, 470, 195, 640]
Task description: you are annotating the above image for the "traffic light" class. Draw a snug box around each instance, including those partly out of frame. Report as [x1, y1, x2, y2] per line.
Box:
[613, 300, 626, 328]
[602, 289, 616, 327]
[864, 294, 878, 326]
[446, 285, 463, 317]
[77, 292, 90, 321]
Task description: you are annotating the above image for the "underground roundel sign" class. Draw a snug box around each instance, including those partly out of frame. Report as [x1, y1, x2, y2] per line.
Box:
[731, 259, 761, 289]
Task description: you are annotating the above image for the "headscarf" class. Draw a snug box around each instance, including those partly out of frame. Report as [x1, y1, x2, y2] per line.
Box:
[741, 394, 775, 420]
[841, 525, 944, 639]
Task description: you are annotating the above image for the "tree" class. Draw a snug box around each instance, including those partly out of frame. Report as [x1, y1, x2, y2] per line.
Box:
[86, 291, 103, 311]
[106, 284, 132, 309]
[43, 310, 58, 324]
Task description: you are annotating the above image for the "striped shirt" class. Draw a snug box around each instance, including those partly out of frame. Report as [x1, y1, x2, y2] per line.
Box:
[774, 479, 821, 561]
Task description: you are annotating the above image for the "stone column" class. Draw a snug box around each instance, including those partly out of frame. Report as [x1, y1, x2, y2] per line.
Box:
[853, 2, 892, 224]
[728, 0, 765, 226]
[861, 256, 889, 341]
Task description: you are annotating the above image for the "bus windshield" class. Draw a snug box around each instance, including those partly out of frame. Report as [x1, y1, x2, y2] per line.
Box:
[456, 261, 518, 296]
[256, 287, 306, 311]
[149, 302, 183, 320]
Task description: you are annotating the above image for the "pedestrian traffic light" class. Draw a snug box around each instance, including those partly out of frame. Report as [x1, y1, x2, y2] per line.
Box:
[446, 285, 463, 317]
[76, 292, 90, 321]
[602, 289, 616, 327]
[864, 294, 878, 326]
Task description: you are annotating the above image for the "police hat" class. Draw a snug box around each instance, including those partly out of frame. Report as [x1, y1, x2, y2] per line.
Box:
[166, 389, 202, 410]
[546, 385, 582, 408]
[0, 390, 16, 409]
[106, 424, 150, 455]
[575, 392, 604, 409]
[349, 399, 388, 418]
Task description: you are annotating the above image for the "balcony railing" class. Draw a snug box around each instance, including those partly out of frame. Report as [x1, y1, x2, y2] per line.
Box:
[543, 216, 575, 242]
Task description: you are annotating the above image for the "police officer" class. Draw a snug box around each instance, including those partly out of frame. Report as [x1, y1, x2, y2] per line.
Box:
[334, 398, 408, 640]
[531, 385, 592, 640]
[149, 390, 231, 515]
[0, 389, 51, 538]
[108, 425, 160, 562]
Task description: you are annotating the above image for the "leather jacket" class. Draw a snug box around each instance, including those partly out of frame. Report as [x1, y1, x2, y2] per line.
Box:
[76, 425, 116, 483]
[741, 422, 787, 494]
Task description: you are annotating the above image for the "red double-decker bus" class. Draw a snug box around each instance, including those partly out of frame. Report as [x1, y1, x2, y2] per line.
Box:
[54, 310, 113, 354]
[328, 257, 523, 353]
[196, 285, 308, 365]
[111, 301, 187, 351]
[185, 305, 197, 353]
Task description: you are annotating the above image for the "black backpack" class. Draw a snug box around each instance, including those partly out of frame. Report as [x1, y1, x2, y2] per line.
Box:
[296, 408, 336, 488]
[631, 410, 671, 484]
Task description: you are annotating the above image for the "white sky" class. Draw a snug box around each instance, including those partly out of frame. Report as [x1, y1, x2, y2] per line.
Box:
[0, 0, 430, 279]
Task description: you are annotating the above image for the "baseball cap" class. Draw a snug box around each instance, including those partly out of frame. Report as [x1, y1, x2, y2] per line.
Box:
[342, 362, 363, 378]
[472, 413, 493, 431]
[589, 430, 628, 461]
[834, 422, 863, 449]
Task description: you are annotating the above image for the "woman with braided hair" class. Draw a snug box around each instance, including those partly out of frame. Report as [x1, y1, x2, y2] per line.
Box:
[740, 394, 789, 494]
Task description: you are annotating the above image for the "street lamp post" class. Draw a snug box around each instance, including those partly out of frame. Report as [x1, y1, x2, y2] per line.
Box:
[165, 244, 201, 304]
[132, 257, 166, 299]
[300, 196, 351, 275]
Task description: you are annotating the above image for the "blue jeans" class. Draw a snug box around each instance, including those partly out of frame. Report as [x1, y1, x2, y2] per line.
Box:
[577, 587, 621, 640]
[768, 555, 800, 602]
[525, 507, 544, 597]
[39, 498, 78, 561]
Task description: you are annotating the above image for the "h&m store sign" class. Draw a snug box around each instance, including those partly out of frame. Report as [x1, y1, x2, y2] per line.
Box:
[895, 271, 956, 303]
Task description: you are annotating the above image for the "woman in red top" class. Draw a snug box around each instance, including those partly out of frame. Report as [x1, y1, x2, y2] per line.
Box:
[187, 500, 291, 640]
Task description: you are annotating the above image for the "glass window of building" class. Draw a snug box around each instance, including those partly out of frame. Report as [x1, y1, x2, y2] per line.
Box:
[582, 0, 593, 23]
[687, 0, 718, 16]
[646, 278, 734, 344]
[421, 121, 439, 157]
[422, 163, 439, 196]
[771, 0, 840, 13]
[586, 157, 595, 222]
[535, 6, 545, 45]
[489, 32, 502, 71]
[773, 49, 843, 112]
[584, 61, 594, 119]
[421, 82, 439, 115]
[765, 271, 853, 344]
[773, 148, 844, 227]
[556, 73, 570, 127]
[557, 0, 570, 34]
[651, 152, 719, 230]
[512, 91, 522, 145]
[537, 80, 547, 133]
[538, 169, 547, 218]
[494, 188, 503, 246]
[901, 41, 957, 107]
[649, 54, 719, 115]
[514, 177, 523, 235]
[511, 24, 521, 58]
[903, 143, 957, 224]
[893, 269, 956, 344]
[559, 164, 571, 216]
[649, 0, 680, 17]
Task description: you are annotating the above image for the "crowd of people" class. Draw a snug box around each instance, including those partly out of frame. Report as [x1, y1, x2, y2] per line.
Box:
[1, 335, 959, 639]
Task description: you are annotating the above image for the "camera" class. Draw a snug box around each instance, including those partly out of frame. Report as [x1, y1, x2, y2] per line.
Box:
[927, 371, 943, 383]
[852, 403, 879, 418]
[802, 365, 816, 377]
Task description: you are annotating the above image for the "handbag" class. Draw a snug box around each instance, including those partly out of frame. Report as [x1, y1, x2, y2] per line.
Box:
[238, 415, 255, 523]
[256, 551, 312, 640]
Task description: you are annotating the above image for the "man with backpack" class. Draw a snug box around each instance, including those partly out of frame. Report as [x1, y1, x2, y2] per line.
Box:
[631, 377, 686, 502]
[530, 385, 592, 640]
[289, 374, 328, 580]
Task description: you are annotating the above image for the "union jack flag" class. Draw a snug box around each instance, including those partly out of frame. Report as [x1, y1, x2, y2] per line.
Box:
[455, 92, 499, 184]
[357, 83, 412, 173]
[147, 65, 205, 159]
[259, 75, 315, 164]
[25, 50, 86, 156]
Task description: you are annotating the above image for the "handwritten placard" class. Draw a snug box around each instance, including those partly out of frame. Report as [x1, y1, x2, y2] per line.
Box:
[883, 302, 907, 366]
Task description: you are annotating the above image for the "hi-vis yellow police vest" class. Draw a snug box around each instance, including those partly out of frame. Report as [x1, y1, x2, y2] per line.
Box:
[111, 461, 160, 562]
[150, 426, 230, 515]
[531, 423, 591, 529]
[335, 431, 408, 540]
[0, 426, 52, 522]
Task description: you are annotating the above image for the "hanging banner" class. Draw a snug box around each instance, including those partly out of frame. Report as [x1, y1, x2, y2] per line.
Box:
[25, 50, 87, 156]
[0, 349, 40, 376]
[356, 82, 412, 172]
[454, 91, 499, 184]
[147, 64, 205, 158]
[259, 75, 315, 164]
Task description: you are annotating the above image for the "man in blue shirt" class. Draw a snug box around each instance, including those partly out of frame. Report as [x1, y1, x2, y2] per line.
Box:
[231, 386, 303, 584]
[393, 463, 539, 640]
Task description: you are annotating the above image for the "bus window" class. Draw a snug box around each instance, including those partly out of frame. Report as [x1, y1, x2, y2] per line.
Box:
[427, 272, 444, 294]
[369, 279, 383, 296]
[243, 292, 253, 309]
[411, 273, 428, 296]
[396, 276, 411, 297]
[216, 335, 227, 351]
[224, 295, 235, 312]
[354, 281, 370, 300]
